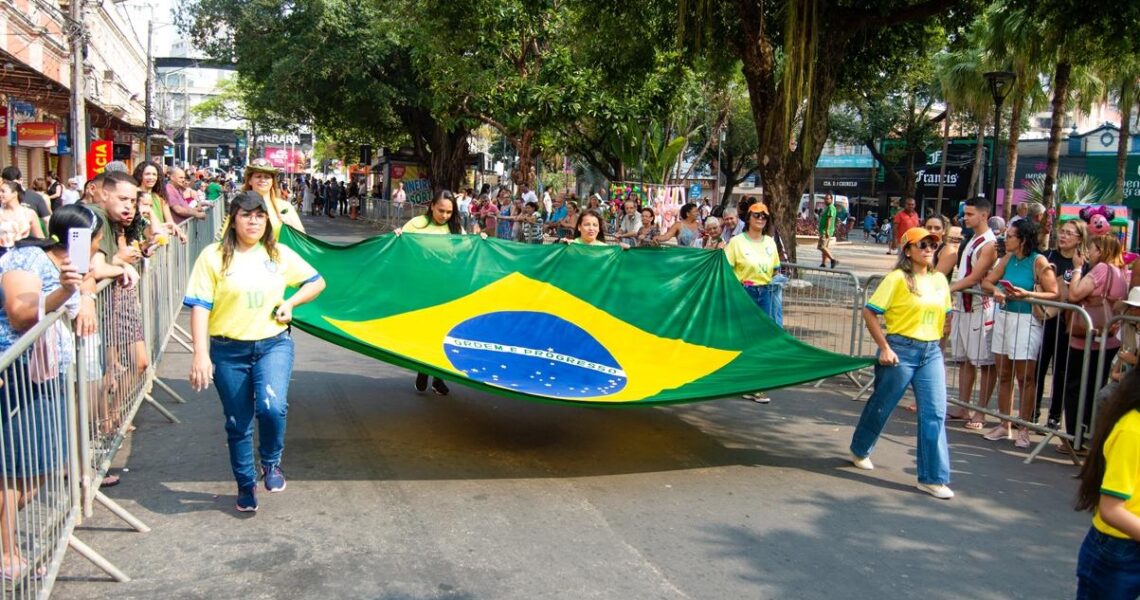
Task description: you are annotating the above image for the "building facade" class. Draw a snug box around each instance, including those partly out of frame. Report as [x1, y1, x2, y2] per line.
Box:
[0, 0, 145, 180]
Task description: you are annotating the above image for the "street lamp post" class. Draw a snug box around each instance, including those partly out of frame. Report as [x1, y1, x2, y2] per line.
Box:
[984, 71, 1015, 211]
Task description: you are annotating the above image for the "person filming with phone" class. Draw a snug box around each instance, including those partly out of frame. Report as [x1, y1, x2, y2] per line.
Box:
[981, 219, 1058, 448]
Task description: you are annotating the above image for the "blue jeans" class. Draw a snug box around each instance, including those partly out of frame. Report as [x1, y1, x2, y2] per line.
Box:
[850, 334, 950, 485]
[744, 281, 784, 328]
[1077, 527, 1140, 599]
[210, 332, 295, 489]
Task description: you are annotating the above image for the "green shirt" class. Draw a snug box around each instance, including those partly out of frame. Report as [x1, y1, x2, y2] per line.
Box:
[205, 182, 223, 201]
[819, 204, 837, 236]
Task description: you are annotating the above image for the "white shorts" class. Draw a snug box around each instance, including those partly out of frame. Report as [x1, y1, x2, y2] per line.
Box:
[992, 310, 1044, 361]
[951, 307, 995, 366]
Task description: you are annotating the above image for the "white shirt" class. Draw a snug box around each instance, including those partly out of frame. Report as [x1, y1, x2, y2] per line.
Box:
[457, 194, 472, 214]
[61, 188, 81, 206]
[542, 191, 552, 215]
[522, 190, 538, 205]
[394, 188, 406, 204]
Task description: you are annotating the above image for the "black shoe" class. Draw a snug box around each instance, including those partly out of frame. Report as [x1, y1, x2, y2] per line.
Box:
[830, 259, 838, 269]
[819, 263, 827, 268]
[431, 378, 450, 396]
[415, 373, 429, 392]
[1046, 417, 1061, 431]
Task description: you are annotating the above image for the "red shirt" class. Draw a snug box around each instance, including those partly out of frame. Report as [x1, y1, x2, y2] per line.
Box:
[893, 209, 920, 242]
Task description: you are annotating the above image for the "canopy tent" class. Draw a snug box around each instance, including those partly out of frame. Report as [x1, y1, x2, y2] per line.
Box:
[279, 228, 873, 406]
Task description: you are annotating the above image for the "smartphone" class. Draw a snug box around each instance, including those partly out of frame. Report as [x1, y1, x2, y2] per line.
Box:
[68, 228, 92, 274]
[998, 279, 1016, 293]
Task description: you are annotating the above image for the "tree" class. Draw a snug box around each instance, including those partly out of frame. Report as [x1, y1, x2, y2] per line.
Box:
[1004, 0, 1122, 209]
[830, 33, 947, 204]
[982, 3, 1049, 219]
[934, 38, 994, 204]
[1103, 58, 1140, 199]
[180, 0, 473, 191]
[688, 0, 980, 262]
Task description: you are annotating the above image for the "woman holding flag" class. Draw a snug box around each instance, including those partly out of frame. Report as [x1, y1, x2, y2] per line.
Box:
[849, 226, 954, 500]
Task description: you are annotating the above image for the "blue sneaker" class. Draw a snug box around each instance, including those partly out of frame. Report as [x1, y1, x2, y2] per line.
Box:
[262, 464, 286, 492]
[236, 486, 258, 512]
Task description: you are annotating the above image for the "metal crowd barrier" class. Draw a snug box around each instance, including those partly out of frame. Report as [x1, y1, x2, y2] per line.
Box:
[0, 204, 223, 598]
[356, 196, 411, 232]
[778, 263, 865, 388]
[0, 309, 78, 599]
[849, 276, 1112, 464]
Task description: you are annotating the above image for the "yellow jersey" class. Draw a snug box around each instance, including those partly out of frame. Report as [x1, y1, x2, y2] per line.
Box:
[184, 242, 320, 341]
[1094, 410, 1140, 538]
[402, 214, 460, 235]
[865, 269, 951, 341]
[724, 234, 780, 286]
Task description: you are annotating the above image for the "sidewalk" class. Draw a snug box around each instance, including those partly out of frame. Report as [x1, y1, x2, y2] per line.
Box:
[54, 216, 1089, 600]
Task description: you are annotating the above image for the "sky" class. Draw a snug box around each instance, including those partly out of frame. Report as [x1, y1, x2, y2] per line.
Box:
[116, 0, 179, 57]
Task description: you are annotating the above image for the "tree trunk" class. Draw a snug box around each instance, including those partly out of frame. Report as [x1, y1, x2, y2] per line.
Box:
[1116, 75, 1135, 199]
[966, 115, 987, 199]
[511, 129, 538, 188]
[935, 104, 951, 217]
[1042, 60, 1072, 210]
[1003, 92, 1024, 220]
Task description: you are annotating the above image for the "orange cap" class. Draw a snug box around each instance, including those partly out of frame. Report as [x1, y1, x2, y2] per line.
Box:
[901, 227, 941, 246]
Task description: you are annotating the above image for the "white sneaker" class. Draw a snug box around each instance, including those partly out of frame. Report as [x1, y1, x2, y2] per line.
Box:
[851, 455, 874, 470]
[916, 483, 955, 500]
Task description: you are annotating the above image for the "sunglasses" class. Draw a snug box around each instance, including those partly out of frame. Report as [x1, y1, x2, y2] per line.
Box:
[750, 213, 768, 219]
[913, 240, 938, 250]
[946, 237, 963, 243]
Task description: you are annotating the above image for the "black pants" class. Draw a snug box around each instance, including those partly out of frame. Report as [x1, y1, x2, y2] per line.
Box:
[1033, 316, 1069, 423]
[1062, 345, 1119, 445]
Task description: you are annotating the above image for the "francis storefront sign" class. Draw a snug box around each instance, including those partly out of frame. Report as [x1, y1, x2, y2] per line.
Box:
[878, 138, 988, 204]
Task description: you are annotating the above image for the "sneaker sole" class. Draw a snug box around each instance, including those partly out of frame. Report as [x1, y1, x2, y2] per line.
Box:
[266, 482, 286, 493]
[235, 504, 258, 513]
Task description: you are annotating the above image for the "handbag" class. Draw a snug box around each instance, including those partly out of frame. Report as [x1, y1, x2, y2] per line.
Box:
[1031, 283, 1059, 322]
[1067, 265, 1121, 339]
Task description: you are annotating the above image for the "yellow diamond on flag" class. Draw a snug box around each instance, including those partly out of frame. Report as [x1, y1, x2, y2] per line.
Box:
[327, 273, 740, 403]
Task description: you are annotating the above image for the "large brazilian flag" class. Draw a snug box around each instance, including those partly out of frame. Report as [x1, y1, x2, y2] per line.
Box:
[279, 227, 873, 406]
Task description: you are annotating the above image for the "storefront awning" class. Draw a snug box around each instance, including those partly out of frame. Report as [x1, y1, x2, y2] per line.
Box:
[0, 48, 142, 133]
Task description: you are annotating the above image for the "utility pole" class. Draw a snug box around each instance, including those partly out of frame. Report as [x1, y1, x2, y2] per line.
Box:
[68, 0, 88, 179]
[144, 18, 153, 161]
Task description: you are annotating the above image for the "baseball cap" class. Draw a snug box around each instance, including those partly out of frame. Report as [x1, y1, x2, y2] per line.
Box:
[747, 203, 769, 215]
[231, 190, 269, 213]
[900, 227, 941, 246]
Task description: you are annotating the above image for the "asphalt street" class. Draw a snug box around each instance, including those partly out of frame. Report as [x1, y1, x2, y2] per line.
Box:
[54, 214, 1089, 600]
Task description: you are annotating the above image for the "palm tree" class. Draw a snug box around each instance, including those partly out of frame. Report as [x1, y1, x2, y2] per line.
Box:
[935, 35, 993, 208]
[1102, 57, 1140, 198]
[982, 3, 1050, 219]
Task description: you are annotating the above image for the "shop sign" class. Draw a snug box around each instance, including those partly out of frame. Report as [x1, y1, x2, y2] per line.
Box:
[87, 140, 113, 181]
[7, 101, 35, 146]
[16, 122, 59, 148]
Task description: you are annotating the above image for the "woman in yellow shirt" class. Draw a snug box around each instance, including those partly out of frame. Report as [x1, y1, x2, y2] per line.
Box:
[850, 227, 955, 500]
[242, 158, 305, 236]
[1074, 368, 1140, 596]
[185, 191, 325, 513]
[395, 190, 465, 394]
[724, 202, 782, 325]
